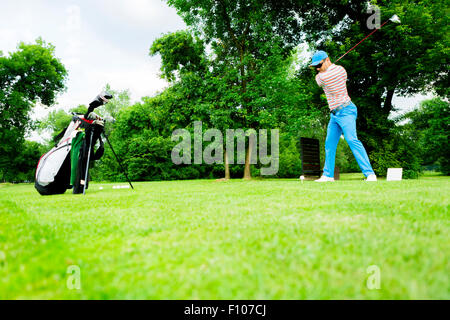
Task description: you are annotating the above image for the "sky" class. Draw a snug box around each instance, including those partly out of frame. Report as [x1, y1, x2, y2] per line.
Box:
[1, 0, 433, 141]
[0, 0, 187, 139]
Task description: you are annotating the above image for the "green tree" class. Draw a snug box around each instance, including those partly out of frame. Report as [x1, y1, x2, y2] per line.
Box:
[92, 91, 218, 182]
[150, 29, 314, 179]
[163, 0, 313, 179]
[9, 140, 45, 182]
[96, 84, 131, 121]
[399, 98, 450, 174]
[151, 30, 236, 178]
[369, 127, 422, 178]
[0, 38, 67, 181]
[37, 105, 87, 147]
[150, 30, 207, 82]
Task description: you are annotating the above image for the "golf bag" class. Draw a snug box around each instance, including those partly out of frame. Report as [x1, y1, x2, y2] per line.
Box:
[35, 114, 105, 195]
[35, 92, 111, 195]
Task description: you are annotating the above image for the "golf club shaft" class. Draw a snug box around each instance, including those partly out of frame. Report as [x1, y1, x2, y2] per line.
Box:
[336, 19, 390, 63]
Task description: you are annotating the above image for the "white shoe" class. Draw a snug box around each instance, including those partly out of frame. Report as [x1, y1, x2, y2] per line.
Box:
[365, 174, 377, 181]
[315, 175, 335, 182]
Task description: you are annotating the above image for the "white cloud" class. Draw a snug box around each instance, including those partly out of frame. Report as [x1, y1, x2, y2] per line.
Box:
[390, 93, 435, 119]
[0, 0, 187, 143]
[97, 0, 185, 30]
[63, 4, 83, 66]
[0, 28, 34, 53]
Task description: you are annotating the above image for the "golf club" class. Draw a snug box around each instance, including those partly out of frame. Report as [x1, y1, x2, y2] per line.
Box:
[335, 14, 401, 63]
[85, 91, 113, 118]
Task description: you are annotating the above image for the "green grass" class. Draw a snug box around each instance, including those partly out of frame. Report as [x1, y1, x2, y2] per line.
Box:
[0, 174, 449, 299]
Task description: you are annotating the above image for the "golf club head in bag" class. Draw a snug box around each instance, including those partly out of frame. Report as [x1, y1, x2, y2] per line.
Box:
[85, 90, 113, 118]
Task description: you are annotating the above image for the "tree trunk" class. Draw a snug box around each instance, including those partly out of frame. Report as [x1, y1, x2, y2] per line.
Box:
[383, 88, 396, 114]
[224, 147, 230, 180]
[243, 144, 252, 180]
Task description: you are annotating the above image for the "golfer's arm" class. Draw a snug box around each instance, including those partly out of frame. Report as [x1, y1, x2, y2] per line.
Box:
[341, 66, 348, 82]
[315, 74, 323, 87]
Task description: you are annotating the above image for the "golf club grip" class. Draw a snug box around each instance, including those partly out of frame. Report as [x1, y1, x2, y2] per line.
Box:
[84, 105, 97, 118]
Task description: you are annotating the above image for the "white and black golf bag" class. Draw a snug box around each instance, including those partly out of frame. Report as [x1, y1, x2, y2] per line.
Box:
[35, 92, 111, 195]
[35, 115, 105, 195]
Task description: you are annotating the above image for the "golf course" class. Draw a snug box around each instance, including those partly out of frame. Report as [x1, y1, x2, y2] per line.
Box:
[1, 173, 448, 299]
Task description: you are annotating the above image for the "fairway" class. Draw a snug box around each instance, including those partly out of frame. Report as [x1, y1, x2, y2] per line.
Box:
[0, 174, 449, 299]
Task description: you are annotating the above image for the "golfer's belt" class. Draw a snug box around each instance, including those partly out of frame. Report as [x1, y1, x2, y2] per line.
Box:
[331, 101, 352, 115]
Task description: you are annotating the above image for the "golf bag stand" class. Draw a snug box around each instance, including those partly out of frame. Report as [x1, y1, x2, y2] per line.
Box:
[72, 122, 134, 194]
[102, 132, 134, 190]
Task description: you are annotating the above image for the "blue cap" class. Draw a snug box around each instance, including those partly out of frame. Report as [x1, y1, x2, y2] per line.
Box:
[310, 50, 328, 66]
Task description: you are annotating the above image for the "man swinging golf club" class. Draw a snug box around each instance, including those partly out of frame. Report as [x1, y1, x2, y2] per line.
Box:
[311, 50, 377, 182]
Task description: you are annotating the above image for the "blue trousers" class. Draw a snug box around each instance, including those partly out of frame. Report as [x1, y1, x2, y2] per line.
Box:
[323, 102, 375, 178]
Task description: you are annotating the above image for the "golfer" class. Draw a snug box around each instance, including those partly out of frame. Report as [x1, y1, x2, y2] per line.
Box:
[310, 50, 377, 182]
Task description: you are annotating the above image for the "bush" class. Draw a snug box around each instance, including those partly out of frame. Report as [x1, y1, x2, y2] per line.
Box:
[399, 98, 449, 175]
[1, 140, 45, 182]
[369, 128, 421, 179]
[277, 134, 302, 178]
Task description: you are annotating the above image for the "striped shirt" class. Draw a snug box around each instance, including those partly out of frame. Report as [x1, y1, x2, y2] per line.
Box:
[315, 64, 351, 110]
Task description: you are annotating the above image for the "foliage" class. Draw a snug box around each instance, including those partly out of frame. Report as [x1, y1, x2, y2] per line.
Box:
[0, 38, 67, 181]
[164, 0, 313, 178]
[369, 126, 422, 178]
[277, 133, 302, 178]
[95, 84, 131, 121]
[1, 140, 45, 182]
[150, 30, 207, 82]
[91, 92, 218, 182]
[398, 98, 450, 175]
